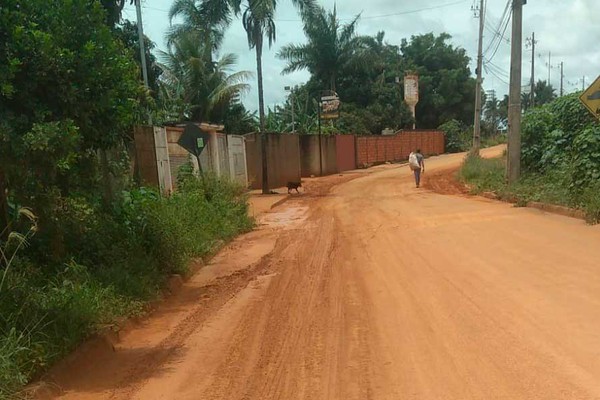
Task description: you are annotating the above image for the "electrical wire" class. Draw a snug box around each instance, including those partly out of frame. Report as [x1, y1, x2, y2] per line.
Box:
[482, 0, 511, 60]
[142, 0, 469, 22]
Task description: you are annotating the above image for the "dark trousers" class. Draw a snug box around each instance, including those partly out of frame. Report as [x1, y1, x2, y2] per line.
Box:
[413, 168, 422, 187]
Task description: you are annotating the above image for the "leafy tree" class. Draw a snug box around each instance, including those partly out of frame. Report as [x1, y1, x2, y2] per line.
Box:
[184, 0, 316, 132]
[401, 33, 476, 128]
[162, 32, 251, 122]
[158, 31, 252, 122]
[277, 5, 366, 91]
[115, 21, 163, 98]
[223, 103, 258, 134]
[0, 0, 142, 244]
[167, 0, 230, 54]
[534, 80, 557, 106]
[101, 0, 133, 27]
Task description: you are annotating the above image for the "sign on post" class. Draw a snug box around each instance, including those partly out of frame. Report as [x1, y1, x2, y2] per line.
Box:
[178, 123, 211, 157]
[579, 75, 600, 120]
[404, 74, 419, 129]
[320, 92, 341, 120]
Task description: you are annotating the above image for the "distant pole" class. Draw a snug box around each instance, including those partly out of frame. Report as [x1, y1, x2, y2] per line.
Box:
[560, 61, 564, 96]
[472, 0, 485, 154]
[285, 86, 295, 132]
[547, 51, 551, 84]
[583, 76, 586, 91]
[317, 100, 323, 176]
[508, 0, 524, 184]
[135, 0, 152, 125]
[529, 32, 535, 107]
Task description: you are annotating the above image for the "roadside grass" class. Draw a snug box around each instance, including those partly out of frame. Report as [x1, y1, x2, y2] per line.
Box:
[0, 174, 253, 398]
[459, 154, 600, 224]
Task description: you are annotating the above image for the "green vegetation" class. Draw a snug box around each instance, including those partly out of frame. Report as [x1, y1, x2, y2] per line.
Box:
[0, 174, 252, 397]
[459, 93, 600, 223]
[438, 119, 506, 153]
[0, 1, 253, 396]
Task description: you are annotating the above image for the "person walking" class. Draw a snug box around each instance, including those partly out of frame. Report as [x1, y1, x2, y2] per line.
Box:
[408, 149, 425, 188]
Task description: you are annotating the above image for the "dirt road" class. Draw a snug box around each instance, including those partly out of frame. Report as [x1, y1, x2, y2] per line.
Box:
[40, 147, 600, 400]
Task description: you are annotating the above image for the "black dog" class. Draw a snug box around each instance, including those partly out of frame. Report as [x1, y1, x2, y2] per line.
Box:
[287, 181, 302, 194]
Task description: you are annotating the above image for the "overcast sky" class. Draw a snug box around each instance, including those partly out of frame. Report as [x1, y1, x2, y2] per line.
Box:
[124, 0, 599, 112]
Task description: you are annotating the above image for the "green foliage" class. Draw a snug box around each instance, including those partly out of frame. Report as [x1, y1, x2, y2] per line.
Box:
[459, 155, 506, 193]
[401, 33, 476, 128]
[0, 177, 253, 396]
[438, 119, 471, 153]
[0, 0, 144, 246]
[277, 5, 364, 91]
[115, 21, 163, 98]
[158, 31, 251, 123]
[460, 151, 600, 224]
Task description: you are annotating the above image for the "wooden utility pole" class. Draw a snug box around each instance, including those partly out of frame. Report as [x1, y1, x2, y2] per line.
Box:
[529, 32, 536, 107]
[135, 0, 152, 125]
[547, 51, 551, 84]
[508, 0, 524, 183]
[559, 61, 564, 96]
[472, 0, 485, 154]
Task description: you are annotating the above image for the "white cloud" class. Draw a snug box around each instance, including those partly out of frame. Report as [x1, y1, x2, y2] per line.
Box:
[128, 0, 600, 111]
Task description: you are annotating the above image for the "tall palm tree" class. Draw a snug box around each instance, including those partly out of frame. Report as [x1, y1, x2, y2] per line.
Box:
[159, 31, 252, 122]
[167, 0, 231, 54]
[277, 5, 366, 92]
[242, 0, 275, 132]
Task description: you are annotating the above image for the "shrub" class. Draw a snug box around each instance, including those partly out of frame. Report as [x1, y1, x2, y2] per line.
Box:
[459, 154, 506, 193]
[439, 119, 471, 153]
[0, 177, 253, 397]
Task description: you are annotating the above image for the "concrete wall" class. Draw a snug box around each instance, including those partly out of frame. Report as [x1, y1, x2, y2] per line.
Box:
[356, 130, 445, 166]
[245, 133, 301, 190]
[300, 135, 337, 177]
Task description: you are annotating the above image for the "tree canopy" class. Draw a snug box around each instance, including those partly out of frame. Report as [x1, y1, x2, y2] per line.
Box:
[0, 0, 143, 234]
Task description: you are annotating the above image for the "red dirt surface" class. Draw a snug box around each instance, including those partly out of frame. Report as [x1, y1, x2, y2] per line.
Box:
[31, 146, 600, 400]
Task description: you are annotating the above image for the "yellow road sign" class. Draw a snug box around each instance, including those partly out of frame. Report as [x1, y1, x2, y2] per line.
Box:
[579, 75, 600, 120]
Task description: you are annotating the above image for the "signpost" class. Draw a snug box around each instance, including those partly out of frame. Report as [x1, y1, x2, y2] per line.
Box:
[317, 91, 341, 176]
[579, 75, 600, 120]
[177, 123, 211, 176]
[404, 74, 419, 129]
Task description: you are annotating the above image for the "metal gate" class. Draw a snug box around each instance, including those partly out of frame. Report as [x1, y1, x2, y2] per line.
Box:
[227, 135, 248, 186]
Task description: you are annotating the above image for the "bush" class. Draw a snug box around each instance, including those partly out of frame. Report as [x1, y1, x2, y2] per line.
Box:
[459, 154, 506, 193]
[0, 177, 253, 397]
[438, 119, 471, 153]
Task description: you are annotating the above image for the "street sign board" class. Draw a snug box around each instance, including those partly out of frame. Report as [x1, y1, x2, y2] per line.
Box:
[579, 75, 600, 120]
[320, 93, 341, 120]
[404, 74, 419, 105]
[177, 123, 211, 157]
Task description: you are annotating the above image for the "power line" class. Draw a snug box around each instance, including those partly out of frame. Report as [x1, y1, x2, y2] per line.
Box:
[482, 0, 511, 58]
[144, 0, 469, 21]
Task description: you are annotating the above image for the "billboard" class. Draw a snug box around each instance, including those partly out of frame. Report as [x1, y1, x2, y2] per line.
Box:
[320, 93, 341, 120]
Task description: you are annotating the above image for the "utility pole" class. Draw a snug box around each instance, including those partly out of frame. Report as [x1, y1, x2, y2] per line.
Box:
[472, 0, 485, 154]
[284, 86, 295, 132]
[135, 0, 152, 125]
[559, 61, 564, 96]
[547, 51, 551, 84]
[527, 32, 536, 108]
[508, 0, 524, 184]
[583, 76, 586, 91]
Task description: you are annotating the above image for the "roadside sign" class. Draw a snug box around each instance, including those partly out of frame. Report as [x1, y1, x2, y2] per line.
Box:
[178, 123, 211, 157]
[320, 92, 341, 120]
[579, 75, 600, 120]
[404, 74, 419, 105]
